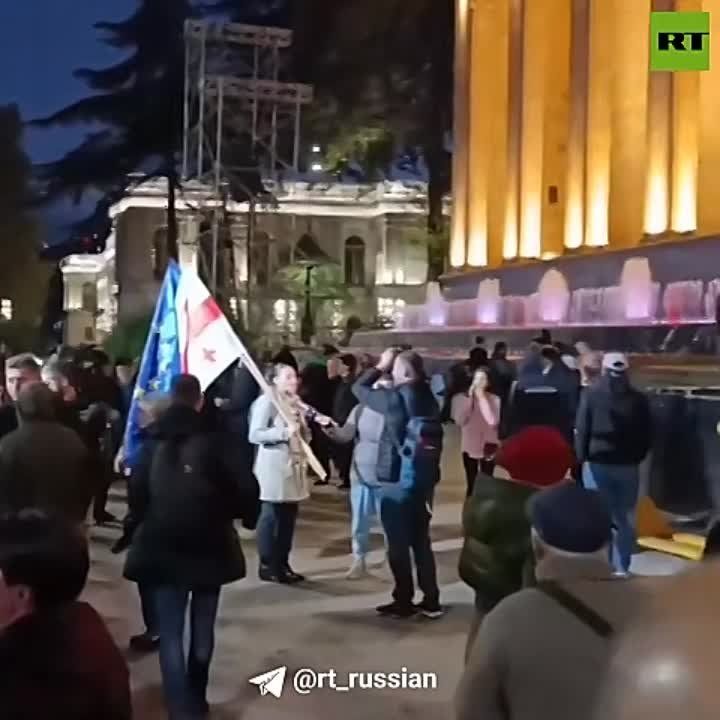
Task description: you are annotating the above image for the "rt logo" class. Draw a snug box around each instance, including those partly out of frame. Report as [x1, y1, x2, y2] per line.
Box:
[650, 11, 711, 71]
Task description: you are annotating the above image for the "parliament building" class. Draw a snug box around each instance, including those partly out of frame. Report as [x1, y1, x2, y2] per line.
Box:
[449, 0, 720, 275]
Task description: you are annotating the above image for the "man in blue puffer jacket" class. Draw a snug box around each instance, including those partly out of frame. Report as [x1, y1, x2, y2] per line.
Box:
[353, 349, 443, 620]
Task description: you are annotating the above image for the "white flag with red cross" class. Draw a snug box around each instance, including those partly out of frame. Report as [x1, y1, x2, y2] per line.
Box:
[175, 269, 243, 391]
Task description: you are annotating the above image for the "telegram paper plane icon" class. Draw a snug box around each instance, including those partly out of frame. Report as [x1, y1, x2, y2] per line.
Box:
[248, 666, 288, 699]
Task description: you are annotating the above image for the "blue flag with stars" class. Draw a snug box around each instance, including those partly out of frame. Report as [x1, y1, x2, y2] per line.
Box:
[123, 261, 182, 470]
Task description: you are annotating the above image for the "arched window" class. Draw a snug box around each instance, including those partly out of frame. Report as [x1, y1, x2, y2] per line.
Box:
[81, 282, 97, 314]
[344, 236, 366, 286]
[251, 231, 271, 287]
[151, 227, 168, 280]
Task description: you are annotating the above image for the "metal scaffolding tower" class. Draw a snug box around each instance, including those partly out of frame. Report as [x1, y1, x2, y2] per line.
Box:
[182, 19, 313, 187]
[181, 19, 313, 315]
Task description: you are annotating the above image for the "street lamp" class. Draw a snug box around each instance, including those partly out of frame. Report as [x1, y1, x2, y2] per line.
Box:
[294, 233, 332, 345]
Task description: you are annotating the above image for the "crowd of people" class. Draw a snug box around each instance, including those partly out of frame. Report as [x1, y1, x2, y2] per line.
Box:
[0, 332, 710, 720]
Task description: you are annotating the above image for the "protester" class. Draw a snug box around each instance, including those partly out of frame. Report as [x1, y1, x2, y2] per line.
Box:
[112, 390, 172, 653]
[326, 398, 387, 579]
[249, 363, 332, 584]
[451, 367, 501, 498]
[300, 353, 337, 484]
[42, 356, 116, 525]
[217, 361, 261, 499]
[353, 349, 444, 619]
[489, 341, 516, 406]
[123, 374, 260, 719]
[41, 357, 86, 435]
[457, 485, 639, 720]
[0, 353, 41, 440]
[0, 510, 131, 719]
[114, 357, 136, 423]
[458, 426, 575, 653]
[329, 353, 359, 490]
[575, 352, 652, 576]
[0, 383, 91, 525]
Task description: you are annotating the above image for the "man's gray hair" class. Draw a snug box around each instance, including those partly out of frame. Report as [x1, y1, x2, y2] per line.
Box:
[395, 351, 426, 382]
[16, 383, 57, 423]
[6, 353, 40, 374]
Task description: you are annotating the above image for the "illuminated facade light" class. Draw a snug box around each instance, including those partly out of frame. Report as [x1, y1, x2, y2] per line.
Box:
[0, 299, 12, 321]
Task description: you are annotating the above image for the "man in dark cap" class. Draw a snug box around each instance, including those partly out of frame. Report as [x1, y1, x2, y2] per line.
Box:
[457, 484, 648, 720]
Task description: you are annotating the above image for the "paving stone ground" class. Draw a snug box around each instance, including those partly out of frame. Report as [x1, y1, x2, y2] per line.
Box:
[83, 427, 687, 719]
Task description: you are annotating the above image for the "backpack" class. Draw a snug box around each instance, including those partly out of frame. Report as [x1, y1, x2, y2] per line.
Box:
[147, 437, 221, 547]
[395, 414, 444, 491]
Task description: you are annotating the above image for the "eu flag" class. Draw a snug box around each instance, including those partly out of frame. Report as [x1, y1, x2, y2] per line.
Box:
[123, 261, 181, 469]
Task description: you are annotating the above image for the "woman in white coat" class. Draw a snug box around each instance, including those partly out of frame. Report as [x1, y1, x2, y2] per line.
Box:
[249, 363, 331, 584]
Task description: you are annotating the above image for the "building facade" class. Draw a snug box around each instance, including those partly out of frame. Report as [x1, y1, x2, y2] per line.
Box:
[61, 179, 431, 347]
[450, 0, 720, 270]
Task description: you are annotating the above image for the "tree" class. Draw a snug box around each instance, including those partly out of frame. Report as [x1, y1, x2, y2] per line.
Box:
[290, 0, 455, 280]
[0, 105, 52, 346]
[31, 0, 198, 259]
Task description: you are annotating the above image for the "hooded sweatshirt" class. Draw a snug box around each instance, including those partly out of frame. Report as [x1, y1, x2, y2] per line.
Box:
[575, 373, 652, 465]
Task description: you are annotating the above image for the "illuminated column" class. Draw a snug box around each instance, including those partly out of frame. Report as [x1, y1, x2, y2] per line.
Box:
[450, 0, 470, 268]
[698, 0, 720, 233]
[564, 0, 589, 250]
[610, 0, 651, 248]
[503, 0, 524, 260]
[671, 0, 701, 233]
[644, 0, 674, 235]
[539, 0, 571, 258]
[467, 0, 510, 267]
[518, 0, 546, 258]
[584, 0, 612, 247]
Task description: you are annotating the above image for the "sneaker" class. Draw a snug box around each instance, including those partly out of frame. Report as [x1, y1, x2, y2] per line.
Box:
[346, 558, 368, 580]
[417, 599, 444, 619]
[612, 571, 632, 579]
[129, 632, 160, 653]
[376, 601, 418, 619]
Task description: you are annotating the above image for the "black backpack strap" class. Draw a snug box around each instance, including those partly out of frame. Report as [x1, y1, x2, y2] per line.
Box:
[537, 582, 613, 639]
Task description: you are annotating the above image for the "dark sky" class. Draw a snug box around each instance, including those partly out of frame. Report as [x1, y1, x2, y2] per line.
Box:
[0, 1, 136, 237]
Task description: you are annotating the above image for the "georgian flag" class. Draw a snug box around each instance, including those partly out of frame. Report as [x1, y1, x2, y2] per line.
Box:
[175, 269, 243, 391]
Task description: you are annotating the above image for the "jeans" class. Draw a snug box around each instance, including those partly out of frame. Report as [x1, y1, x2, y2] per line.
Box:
[350, 483, 384, 559]
[154, 586, 221, 720]
[256, 501, 299, 571]
[138, 582, 157, 635]
[583, 462, 640, 573]
[380, 485, 439, 607]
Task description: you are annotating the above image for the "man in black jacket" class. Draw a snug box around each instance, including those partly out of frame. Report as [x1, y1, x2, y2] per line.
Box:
[353, 350, 443, 620]
[575, 352, 652, 576]
[124, 374, 260, 720]
[0, 383, 91, 525]
[330, 353, 358, 489]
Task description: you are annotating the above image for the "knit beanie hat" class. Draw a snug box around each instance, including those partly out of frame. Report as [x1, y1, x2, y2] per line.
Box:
[530, 484, 612, 554]
[495, 426, 575, 488]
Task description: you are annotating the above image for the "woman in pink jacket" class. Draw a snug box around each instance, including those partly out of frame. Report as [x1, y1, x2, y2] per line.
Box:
[451, 368, 501, 497]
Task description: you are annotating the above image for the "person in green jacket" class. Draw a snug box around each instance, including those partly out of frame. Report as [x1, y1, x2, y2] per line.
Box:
[459, 425, 575, 657]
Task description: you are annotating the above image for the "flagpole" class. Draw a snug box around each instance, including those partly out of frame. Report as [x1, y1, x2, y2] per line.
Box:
[233, 347, 327, 481]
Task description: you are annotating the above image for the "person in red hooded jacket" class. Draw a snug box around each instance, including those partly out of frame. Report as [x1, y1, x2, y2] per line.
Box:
[458, 426, 576, 658]
[0, 510, 131, 719]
